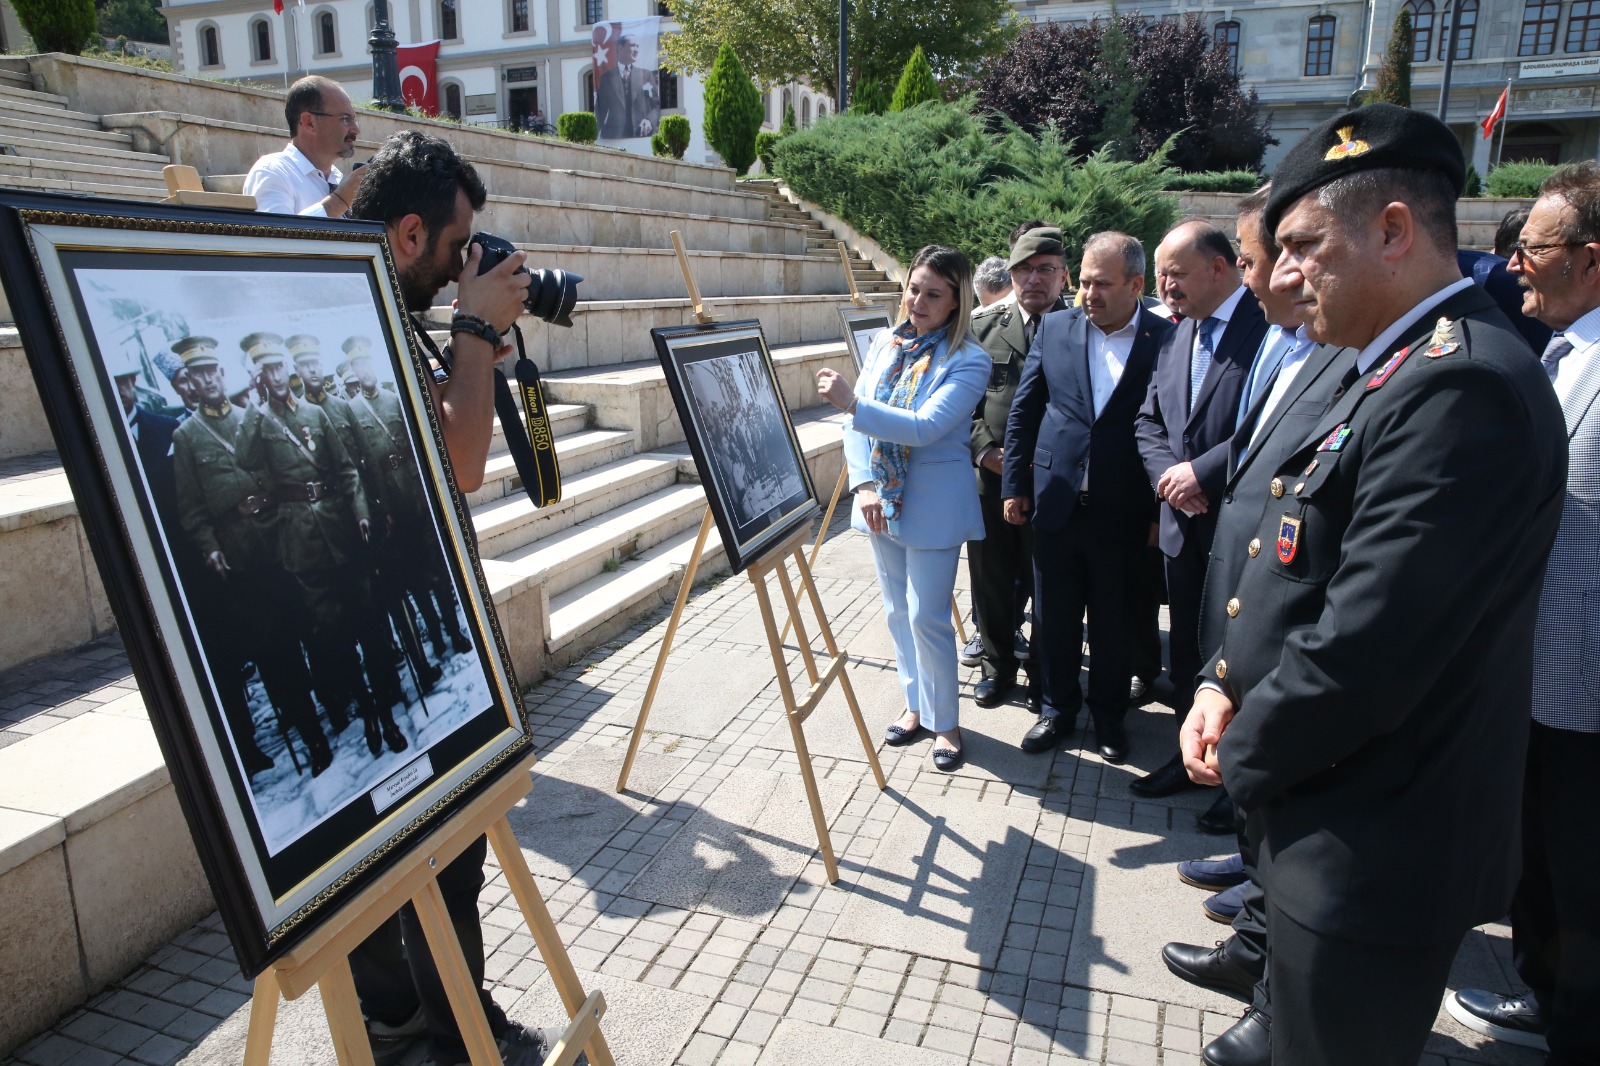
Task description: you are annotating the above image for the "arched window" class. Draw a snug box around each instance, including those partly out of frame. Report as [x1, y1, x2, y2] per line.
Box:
[1214, 19, 1241, 75]
[582, 69, 595, 112]
[659, 69, 679, 109]
[440, 0, 459, 40]
[801, 97, 811, 127]
[782, 89, 793, 123]
[584, 0, 605, 25]
[657, 1, 672, 15]
[817, 102, 827, 120]
[1519, 0, 1562, 55]
[1567, 0, 1600, 50]
[315, 10, 337, 56]
[1305, 14, 1336, 76]
[509, 0, 529, 33]
[1404, 0, 1435, 62]
[442, 82, 463, 120]
[761, 91, 771, 123]
[199, 23, 222, 68]
[1438, 0, 1478, 60]
[251, 17, 274, 63]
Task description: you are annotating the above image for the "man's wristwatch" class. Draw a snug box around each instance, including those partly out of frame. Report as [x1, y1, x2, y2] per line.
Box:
[449, 311, 501, 349]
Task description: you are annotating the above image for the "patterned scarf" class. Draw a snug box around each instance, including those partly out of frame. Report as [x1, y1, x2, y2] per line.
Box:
[869, 320, 950, 520]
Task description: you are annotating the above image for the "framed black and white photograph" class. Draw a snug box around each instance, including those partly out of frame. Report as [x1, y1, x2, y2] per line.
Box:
[0, 191, 531, 977]
[651, 320, 819, 572]
[837, 304, 892, 371]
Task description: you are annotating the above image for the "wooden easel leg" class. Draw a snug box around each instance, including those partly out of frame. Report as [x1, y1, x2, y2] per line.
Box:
[413, 880, 503, 1066]
[776, 560, 821, 686]
[792, 547, 887, 791]
[488, 819, 619, 1066]
[617, 508, 714, 793]
[243, 970, 282, 1066]
[951, 596, 968, 644]
[318, 958, 379, 1066]
[780, 464, 849, 645]
[750, 570, 841, 883]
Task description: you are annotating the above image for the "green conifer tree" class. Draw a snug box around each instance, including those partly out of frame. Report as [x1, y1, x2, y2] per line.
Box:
[780, 102, 797, 136]
[1092, 10, 1143, 160]
[703, 44, 764, 175]
[851, 78, 889, 115]
[13, 0, 96, 53]
[889, 45, 939, 111]
[1372, 10, 1414, 108]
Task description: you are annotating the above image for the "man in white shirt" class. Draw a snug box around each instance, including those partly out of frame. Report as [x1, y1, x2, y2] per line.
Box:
[244, 75, 368, 217]
[1450, 161, 1600, 1066]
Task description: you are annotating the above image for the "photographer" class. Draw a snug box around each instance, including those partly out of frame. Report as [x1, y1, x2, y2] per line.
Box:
[345, 131, 576, 1066]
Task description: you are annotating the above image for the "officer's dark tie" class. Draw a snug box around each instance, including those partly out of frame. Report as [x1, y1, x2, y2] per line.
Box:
[1024, 315, 1037, 350]
[1541, 335, 1574, 383]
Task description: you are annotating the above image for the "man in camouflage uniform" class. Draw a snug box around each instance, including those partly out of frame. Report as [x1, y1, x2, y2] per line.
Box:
[234, 331, 409, 758]
[172, 336, 328, 776]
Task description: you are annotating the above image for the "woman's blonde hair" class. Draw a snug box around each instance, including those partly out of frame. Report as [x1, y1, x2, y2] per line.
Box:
[895, 244, 975, 352]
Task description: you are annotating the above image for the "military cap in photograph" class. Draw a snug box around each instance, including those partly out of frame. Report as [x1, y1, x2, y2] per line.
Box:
[1263, 102, 1466, 234]
[172, 335, 221, 369]
[1007, 226, 1066, 270]
[286, 334, 323, 362]
[341, 335, 375, 361]
[240, 331, 288, 365]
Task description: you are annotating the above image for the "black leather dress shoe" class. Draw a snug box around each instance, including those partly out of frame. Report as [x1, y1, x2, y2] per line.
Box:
[1161, 940, 1258, 1001]
[1196, 790, 1237, 835]
[1021, 715, 1070, 753]
[1446, 989, 1548, 1050]
[974, 675, 1017, 708]
[1026, 682, 1042, 714]
[1129, 754, 1201, 798]
[1202, 1008, 1270, 1066]
[1095, 718, 1129, 764]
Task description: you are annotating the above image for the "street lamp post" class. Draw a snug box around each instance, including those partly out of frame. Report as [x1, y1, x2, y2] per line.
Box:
[838, 0, 849, 113]
[369, 0, 406, 112]
[1436, 0, 1465, 122]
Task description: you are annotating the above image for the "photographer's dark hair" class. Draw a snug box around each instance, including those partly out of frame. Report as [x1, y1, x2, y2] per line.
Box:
[898, 245, 975, 350]
[285, 75, 339, 137]
[348, 130, 487, 237]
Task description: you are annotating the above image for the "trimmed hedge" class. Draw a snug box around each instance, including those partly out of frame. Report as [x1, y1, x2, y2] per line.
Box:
[770, 98, 1178, 281]
[1487, 161, 1557, 199]
[558, 111, 598, 144]
[755, 131, 781, 174]
[652, 114, 691, 159]
[1165, 170, 1262, 193]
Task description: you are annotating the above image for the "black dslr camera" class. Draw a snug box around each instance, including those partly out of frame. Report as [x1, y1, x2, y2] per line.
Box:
[470, 232, 583, 328]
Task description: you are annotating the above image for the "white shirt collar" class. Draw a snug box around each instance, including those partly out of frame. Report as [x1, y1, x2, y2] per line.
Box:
[1089, 310, 1141, 341]
[283, 141, 342, 185]
[1355, 277, 1476, 373]
[1205, 283, 1248, 326]
[1562, 304, 1600, 354]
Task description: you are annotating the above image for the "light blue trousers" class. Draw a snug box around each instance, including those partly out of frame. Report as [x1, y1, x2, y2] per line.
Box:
[867, 532, 962, 733]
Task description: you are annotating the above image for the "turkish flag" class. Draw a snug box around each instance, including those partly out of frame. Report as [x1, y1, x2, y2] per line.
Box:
[397, 41, 441, 116]
[1481, 84, 1509, 139]
[273, 0, 283, 11]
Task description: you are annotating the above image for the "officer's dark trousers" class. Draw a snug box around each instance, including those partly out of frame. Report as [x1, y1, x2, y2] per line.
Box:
[1163, 522, 1215, 743]
[1131, 546, 1166, 683]
[1510, 722, 1600, 1066]
[968, 491, 1032, 680]
[350, 835, 507, 1055]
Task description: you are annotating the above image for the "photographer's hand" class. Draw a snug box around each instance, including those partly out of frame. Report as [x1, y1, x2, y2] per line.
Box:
[456, 241, 531, 335]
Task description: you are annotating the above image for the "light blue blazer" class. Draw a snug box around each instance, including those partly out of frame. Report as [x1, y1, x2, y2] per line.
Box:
[843, 327, 989, 549]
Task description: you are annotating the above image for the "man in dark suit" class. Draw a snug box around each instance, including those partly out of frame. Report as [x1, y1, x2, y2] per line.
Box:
[1181, 103, 1566, 1066]
[1132, 220, 1266, 797]
[967, 224, 1069, 708]
[1450, 161, 1600, 1066]
[112, 350, 181, 529]
[1002, 231, 1171, 758]
[596, 35, 658, 139]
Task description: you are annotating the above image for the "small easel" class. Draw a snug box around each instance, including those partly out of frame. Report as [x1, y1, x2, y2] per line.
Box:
[243, 753, 615, 1066]
[614, 511, 886, 882]
[784, 242, 966, 645]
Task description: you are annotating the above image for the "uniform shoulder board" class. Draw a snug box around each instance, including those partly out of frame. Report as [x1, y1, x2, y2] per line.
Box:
[1424, 316, 1461, 359]
[972, 301, 1009, 321]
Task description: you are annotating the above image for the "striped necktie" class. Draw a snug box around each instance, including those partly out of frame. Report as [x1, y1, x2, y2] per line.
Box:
[1190, 317, 1218, 414]
[1541, 335, 1574, 383]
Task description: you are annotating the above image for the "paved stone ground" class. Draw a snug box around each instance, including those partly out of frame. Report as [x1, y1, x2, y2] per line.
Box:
[3, 515, 1546, 1066]
[0, 634, 133, 750]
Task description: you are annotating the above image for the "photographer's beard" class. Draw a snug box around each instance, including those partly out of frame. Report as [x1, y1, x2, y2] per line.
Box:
[399, 252, 450, 313]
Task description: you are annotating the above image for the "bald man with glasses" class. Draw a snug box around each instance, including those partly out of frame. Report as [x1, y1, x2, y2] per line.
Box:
[244, 75, 368, 217]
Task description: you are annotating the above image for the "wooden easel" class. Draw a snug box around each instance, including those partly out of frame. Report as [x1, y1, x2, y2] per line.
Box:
[243, 753, 615, 1066]
[614, 511, 887, 882]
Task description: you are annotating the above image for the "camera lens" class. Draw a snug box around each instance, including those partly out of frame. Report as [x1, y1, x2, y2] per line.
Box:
[470, 232, 583, 328]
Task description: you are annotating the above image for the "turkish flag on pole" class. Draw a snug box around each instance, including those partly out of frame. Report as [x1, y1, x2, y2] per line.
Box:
[273, 0, 283, 12]
[397, 41, 441, 116]
[1482, 83, 1510, 139]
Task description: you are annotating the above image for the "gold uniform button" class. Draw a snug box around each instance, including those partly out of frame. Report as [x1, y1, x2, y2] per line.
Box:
[1248, 538, 1261, 558]
[1294, 481, 1306, 495]
[1270, 478, 1284, 498]
[1226, 597, 1241, 618]
[1215, 659, 1228, 680]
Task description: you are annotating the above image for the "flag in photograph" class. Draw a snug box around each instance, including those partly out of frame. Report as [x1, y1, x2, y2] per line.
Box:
[591, 16, 663, 140]
[1482, 83, 1510, 139]
[398, 41, 441, 116]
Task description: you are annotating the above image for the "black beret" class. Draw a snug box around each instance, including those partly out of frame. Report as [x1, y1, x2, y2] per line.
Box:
[1263, 102, 1465, 235]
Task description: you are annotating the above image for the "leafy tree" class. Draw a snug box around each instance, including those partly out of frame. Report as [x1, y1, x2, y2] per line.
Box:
[659, 0, 1017, 99]
[1372, 10, 1413, 108]
[779, 102, 797, 137]
[890, 45, 939, 111]
[978, 14, 1274, 172]
[13, 0, 97, 54]
[756, 131, 781, 173]
[652, 113, 692, 158]
[557, 111, 598, 143]
[94, 0, 168, 44]
[703, 43, 763, 175]
[851, 77, 888, 115]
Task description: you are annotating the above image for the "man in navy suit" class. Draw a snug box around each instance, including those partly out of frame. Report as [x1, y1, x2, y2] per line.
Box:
[1450, 161, 1600, 1066]
[1132, 220, 1266, 797]
[1002, 231, 1172, 758]
[112, 350, 181, 530]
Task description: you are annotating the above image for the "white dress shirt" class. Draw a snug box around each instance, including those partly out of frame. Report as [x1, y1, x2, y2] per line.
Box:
[1081, 312, 1139, 489]
[243, 143, 344, 217]
[1550, 304, 1600, 406]
[1244, 325, 1318, 453]
[1193, 283, 1248, 360]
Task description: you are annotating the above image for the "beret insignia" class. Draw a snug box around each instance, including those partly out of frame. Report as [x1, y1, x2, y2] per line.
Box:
[1324, 126, 1372, 162]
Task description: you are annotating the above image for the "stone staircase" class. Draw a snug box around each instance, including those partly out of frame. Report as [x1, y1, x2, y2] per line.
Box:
[745, 178, 901, 298]
[0, 53, 899, 1054]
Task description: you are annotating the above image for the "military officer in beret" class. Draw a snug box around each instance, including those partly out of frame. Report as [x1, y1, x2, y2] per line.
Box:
[1180, 103, 1567, 1065]
[967, 224, 1070, 709]
[172, 336, 327, 776]
[234, 331, 411, 759]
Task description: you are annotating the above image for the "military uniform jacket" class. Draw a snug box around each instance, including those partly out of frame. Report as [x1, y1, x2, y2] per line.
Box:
[969, 295, 1067, 496]
[348, 387, 425, 519]
[173, 404, 276, 571]
[1207, 285, 1567, 945]
[236, 396, 370, 574]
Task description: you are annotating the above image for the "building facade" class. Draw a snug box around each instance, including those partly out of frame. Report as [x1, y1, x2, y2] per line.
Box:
[158, 0, 831, 164]
[1018, 0, 1600, 172]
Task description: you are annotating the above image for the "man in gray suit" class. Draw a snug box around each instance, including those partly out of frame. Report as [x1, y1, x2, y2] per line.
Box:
[1449, 161, 1600, 1066]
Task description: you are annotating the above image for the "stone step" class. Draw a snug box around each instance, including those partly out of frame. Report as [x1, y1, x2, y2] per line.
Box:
[0, 154, 171, 192]
[0, 68, 30, 91]
[0, 83, 69, 109]
[0, 96, 103, 130]
[0, 112, 139, 151]
[465, 426, 636, 509]
[0, 129, 169, 169]
[472, 196, 812, 256]
[0, 172, 166, 202]
[470, 453, 681, 559]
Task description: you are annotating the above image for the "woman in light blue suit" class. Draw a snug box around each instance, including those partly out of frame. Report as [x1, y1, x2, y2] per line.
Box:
[816, 246, 989, 772]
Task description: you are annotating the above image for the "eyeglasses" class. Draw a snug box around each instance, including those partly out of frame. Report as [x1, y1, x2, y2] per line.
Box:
[1511, 238, 1587, 261]
[310, 111, 358, 126]
[1011, 264, 1062, 279]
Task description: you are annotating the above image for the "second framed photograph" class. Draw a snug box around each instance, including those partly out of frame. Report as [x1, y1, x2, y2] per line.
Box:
[0, 191, 532, 977]
[651, 320, 819, 572]
[837, 304, 893, 371]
